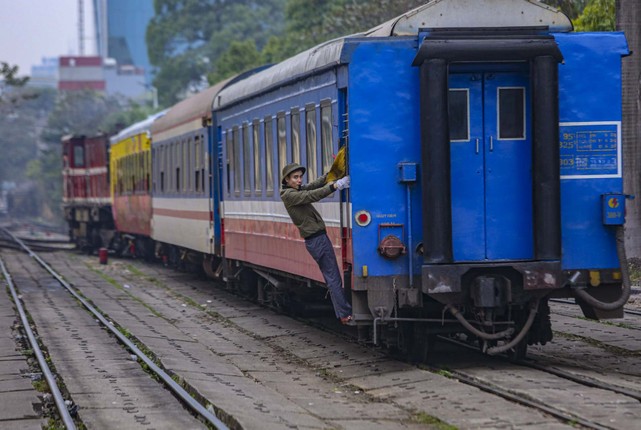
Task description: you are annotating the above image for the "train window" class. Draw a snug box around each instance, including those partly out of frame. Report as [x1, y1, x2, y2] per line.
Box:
[146, 152, 150, 192]
[132, 154, 137, 193]
[233, 127, 241, 196]
[158, 146, 165, 193]
[498, 87, 525, 140]
[320, 101, 333, 175]
[306, 105, 317, 181]
[243, 123, 251, 196]
[277, 112, 287, 179]
[176, 141, 181, 193]
[73, 145, 85, 168]
[200, 134, 205, 193]
[225, 131, 232, 195]
[291, 109, 300, 164]
[169, 143, 174, 192]
[253, 120, 261, 194]
[185, 139, 190, 192]
[118, 160, 124, 195]
[265, 117, 274, 196]
[195, 138, 200, 192]
[448, 89, 469, 141]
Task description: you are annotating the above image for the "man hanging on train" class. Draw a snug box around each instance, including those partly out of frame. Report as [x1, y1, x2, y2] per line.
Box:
[280, 163, 353, 324]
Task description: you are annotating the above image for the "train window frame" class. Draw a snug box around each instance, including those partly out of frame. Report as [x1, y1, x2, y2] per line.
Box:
[145, 149, 150, 192]
[185, 138, 191, 192]
[291, 108, 301, 165]
[159, 146, 165, 193]
[132, 153, 137, 194]
[194, 136, 200, 193]
[225, 130, 232, 196]
[73, 145, 85, 168]
[200, 133, 205, 193]
[277, 112, 287, 180]
[448, 89, 470, 142]
[264, 116, 274, 197]
[253, 119, 262, 194]
[497, 86, 526, 140]
[233, 126, 241, 197]
[320, 100, 333, 176]
[243, 122, 251, 196]
[176, 141, 181, 193]
[305, 104, 318, 182]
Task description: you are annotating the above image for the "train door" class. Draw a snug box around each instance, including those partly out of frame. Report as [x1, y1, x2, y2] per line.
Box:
[449, 72, 533, 262]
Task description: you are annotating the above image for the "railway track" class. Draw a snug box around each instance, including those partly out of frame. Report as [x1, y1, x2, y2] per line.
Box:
[0, 228, 229, 429]
[3, 224, 641, 429]
[434, 333, 641, 430]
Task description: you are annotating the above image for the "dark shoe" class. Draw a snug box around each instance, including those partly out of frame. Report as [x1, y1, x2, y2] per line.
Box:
[340, 315, 355, 326]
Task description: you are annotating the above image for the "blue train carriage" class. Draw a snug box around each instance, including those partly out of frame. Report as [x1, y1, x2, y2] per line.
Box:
[214, 0, 630, 357]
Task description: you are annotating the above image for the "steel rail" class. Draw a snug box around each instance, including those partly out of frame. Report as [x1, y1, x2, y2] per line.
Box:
[2, 228, 230, 430]
[436, 366, 614, 430]
[0, 257, 77, 430]
[550, 298, 641, 319]
[440, 334, 641, 401]
[434, 335, 619, 430]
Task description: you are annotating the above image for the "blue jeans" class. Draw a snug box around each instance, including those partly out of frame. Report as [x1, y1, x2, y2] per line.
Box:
[305, 233, 352, 319]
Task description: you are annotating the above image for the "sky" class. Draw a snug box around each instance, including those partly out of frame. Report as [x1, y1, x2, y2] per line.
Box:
[0, 0, 95, 76]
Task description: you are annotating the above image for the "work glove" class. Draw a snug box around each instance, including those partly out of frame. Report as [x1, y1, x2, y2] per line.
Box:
[335, 176, 350, 190]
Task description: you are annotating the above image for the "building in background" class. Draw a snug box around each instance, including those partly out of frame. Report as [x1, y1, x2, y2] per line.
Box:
[25, 1, 156, 106]
[29, 57, 59, 89]
[58, 56, 105, 91]
[93, 0, 155, 86]
[57, 55, 146, 101]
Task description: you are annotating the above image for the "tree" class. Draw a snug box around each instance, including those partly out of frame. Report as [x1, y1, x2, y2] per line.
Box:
[0, 62, 28, 88]
[0, 87, 55, 185]
[543, 0, 590, 19]
[260, 0, 428, 65]
[208, 40, 262, 83]
[40, 90, 125, 144]
[617, 0, 641, 257]
[146, 0, 285, 105]
[574, 0, 615, 31]
[323, 0, 431, 38]
[0, 62, 34, 109]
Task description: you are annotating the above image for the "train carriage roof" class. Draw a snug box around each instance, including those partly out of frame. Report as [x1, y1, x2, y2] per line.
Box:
[109, 109, 167, 146]
[214, 0, 571, 110]
[151, 78, 234, 139]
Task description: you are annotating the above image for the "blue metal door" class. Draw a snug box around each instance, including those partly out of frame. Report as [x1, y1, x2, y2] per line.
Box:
[449, 72, 533, 261]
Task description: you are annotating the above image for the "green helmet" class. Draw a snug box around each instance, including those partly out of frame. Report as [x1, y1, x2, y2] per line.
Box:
[281, 163, 306, 184]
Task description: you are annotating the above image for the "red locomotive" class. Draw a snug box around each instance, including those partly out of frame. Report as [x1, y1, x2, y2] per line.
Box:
[62, 134, 114, 251]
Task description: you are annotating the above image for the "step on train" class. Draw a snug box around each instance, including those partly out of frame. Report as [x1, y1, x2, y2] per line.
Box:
[62, 0, 631, 360]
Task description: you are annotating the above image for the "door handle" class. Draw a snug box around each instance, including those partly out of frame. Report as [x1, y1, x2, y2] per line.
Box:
[475, 138, 480, 154]
[489, 136, 494, 152]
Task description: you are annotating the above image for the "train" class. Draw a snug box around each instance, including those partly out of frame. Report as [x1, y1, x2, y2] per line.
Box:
[61, 0, 632, 360]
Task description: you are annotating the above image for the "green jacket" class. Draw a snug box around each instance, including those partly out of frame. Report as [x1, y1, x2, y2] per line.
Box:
[280, 174, 335, 239]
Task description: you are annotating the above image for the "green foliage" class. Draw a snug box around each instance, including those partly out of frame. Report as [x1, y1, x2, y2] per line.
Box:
[543, 0, 590, 19]
[26, 146, 64, 221]
[573, 0, 615, 31]
[323, 0, 428, 38]
[40, 90, 124, 144]
[147, 0, 285, 104]
[1, 62, 29, 87]
[0, 87, 55, 184]
[1, 62, 36, 109]
[207, 40, 262, 83]
[100, 103, 159, 136]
